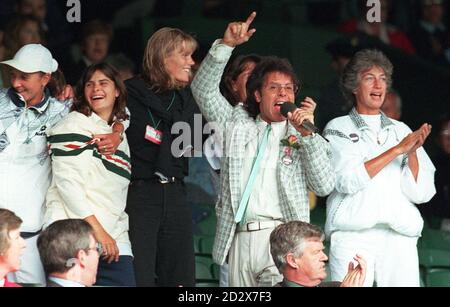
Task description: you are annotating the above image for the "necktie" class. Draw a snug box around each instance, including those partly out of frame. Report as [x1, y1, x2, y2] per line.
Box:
[234, 124, 271, 224]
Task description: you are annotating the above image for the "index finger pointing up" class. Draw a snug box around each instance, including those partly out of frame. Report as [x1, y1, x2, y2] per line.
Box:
[245, 11, 257, 26]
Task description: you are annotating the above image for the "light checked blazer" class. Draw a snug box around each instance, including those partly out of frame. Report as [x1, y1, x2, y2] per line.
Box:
[191, 42, 335, 265]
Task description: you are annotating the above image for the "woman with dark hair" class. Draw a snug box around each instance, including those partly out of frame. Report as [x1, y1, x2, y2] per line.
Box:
[324, 49, 435, 286]
[44, 63, 135, 287]
[205, 54, 262, 186]
[220, 54, 262, 105]
[124, 27, 198, 287]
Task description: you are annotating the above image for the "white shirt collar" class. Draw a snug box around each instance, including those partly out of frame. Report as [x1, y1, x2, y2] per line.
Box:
[48, 276, 85, 287]
[82, 56, 93, 67]
[255, 116, 287, 134]
[420, 20, 446, 33]
[90, 111, 111, 127]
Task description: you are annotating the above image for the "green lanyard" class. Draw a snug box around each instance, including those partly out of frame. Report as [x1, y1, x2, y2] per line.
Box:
[147, 92, 176, 130]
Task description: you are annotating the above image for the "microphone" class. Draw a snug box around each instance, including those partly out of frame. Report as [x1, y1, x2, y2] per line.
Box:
[280, 102, 319, 133]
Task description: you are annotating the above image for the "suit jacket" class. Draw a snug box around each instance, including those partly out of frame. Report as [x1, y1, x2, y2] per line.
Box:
[191, 43, 335, 265]
[46, 279, 63, 287]
[275, 279, 341, 287]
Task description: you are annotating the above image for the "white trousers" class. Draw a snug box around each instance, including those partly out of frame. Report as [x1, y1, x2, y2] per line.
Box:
[7, 235, 46, 286]
[329, 227, 420, 287]
[228, 227, 282, 287]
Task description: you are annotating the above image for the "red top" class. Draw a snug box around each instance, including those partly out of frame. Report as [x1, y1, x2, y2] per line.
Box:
[3, 277, 21, 288]
[338, 19, 416, 55]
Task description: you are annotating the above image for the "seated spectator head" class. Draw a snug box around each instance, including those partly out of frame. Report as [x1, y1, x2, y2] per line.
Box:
[326, 35, 368, 75]
[340, 49, 393, 108]
[270, 221, 327, 287]
[107, 53, 136, 82]
[381, 89, 402, 120]
[220, 54, 262, 105]
[37, 219, 100, 287]
[0, 43, 57, 105]
[245, 56, 299, 121]
[436, 114, 450, 154]
[15, 0, 47, 23]
[142, 27, 198, 92]
[80, 20, 113, 65]
[421, 0, 445, 25]
[73, 62, 128, 124]
[0, 209, 26, 280]
[3, 14, 44, 58]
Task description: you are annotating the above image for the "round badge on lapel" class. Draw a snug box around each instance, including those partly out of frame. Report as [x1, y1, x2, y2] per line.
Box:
[282, 155, 293, 165]
[349, 133, 359, 143]
[0, 133, 10, 152]
[281, 146, 293, 165]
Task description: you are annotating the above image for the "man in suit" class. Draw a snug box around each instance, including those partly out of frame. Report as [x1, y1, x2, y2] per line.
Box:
[37, 219, 101, 287]
[191, 12, 335, 286]
[270, 221, 366, 287]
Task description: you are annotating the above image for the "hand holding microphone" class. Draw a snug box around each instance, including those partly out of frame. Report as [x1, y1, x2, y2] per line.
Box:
[280, 101, 318, 133]
[280, 101, 329, 142]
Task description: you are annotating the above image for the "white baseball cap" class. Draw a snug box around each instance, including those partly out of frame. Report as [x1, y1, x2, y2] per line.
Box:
[0, 44, 58, 74]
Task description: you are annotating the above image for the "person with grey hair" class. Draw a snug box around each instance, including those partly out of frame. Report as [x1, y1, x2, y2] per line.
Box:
[270, 221, 366, 287]
[323, 49, 436, 286]
[37, 219, 101, 287]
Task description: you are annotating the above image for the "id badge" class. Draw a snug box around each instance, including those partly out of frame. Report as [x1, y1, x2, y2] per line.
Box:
[145, 125, 163, 145]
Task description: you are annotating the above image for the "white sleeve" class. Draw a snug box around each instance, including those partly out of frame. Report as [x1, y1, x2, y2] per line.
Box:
[191, 40, 235, 129]
[401, 146, 436, 204]
[48, 119, 95, 219]
[324, 127, 371, 195]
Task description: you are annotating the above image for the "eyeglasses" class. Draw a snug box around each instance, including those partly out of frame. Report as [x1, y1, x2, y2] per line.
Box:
[86, 242, 103, 255]
[266, 83, 298, 94]
[65, 243, 103, 267]
[441, 130, 450, 136]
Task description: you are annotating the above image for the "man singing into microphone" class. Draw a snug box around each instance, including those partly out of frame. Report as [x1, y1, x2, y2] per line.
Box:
[191, 12, 335, 287]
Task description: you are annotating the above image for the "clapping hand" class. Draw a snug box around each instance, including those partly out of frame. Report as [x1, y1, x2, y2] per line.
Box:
[340, 254, 367, 287]
[396, 123, 432, 155]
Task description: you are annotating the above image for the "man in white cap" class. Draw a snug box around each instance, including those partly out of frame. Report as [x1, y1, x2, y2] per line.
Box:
[0, 44, 124, 285]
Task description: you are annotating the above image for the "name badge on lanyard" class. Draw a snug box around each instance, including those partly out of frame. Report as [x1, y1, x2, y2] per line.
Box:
[145, 125, 163, 145]
[145, 92, 176, 146]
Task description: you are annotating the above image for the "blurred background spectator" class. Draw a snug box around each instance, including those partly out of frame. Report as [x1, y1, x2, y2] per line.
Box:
[106, 53, 136, 82]
[409, 0, 449, 66]
[381, 89, 402, 120]
[316, 34, 366, 129]
[338, 0, 416, 54]
[0, 14, 44, 87]
[64, 20, 113, 85]
[420, 114, 450, 230]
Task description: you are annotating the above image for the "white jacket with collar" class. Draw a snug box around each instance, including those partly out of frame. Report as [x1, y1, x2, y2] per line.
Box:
[44, 111, 131, 246]
[324, 109, 436, 238]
